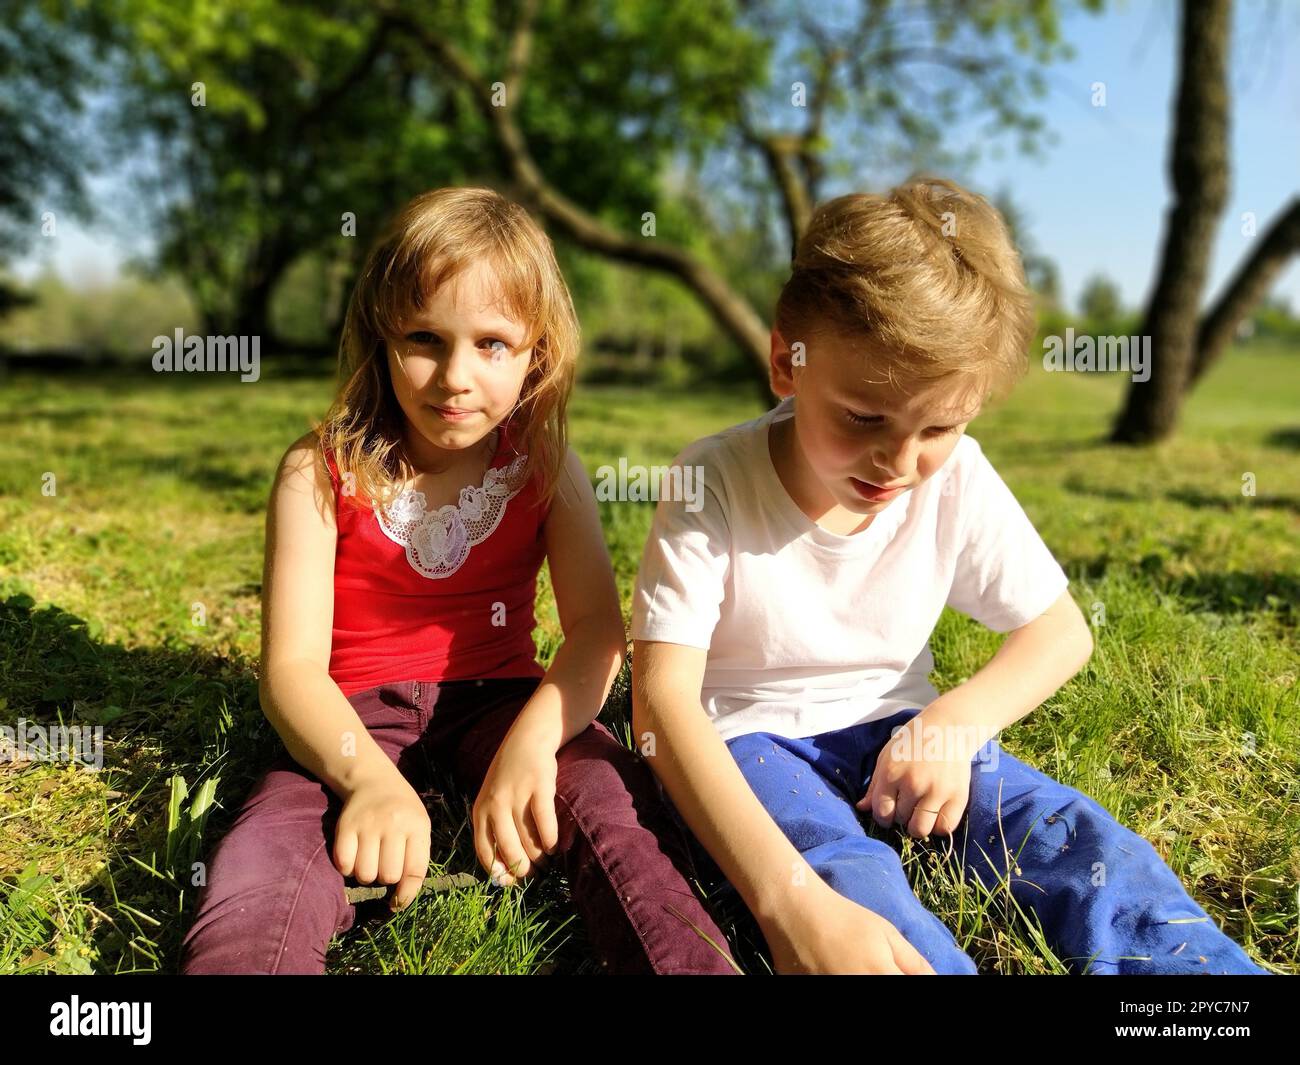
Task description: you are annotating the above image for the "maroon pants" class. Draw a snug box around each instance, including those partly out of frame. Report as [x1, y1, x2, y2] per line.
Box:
[180, 677, 737, 974]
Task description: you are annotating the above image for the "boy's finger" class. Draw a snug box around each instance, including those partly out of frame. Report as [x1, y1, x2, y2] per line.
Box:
[934, 796, 966, 837]
[892, 932, 937, 975]
[872, 791, 897, 827]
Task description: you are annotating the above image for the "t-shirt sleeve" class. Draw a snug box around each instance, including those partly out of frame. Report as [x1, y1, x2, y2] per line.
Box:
[944, 439, 1070, 632]
[631, 454, 732, 650]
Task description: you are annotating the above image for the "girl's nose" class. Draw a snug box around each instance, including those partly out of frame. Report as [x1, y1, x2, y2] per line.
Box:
[437, 342, 475, 394]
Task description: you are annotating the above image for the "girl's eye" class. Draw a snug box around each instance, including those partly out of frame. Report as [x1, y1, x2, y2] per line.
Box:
[844, 409, 883, 426]
[483, 338, 510, 355]
[927, 425, 959, 436]
[405, 331, 439, 345]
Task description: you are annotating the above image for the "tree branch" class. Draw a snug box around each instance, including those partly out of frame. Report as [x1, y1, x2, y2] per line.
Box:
[1190, 197, 1300, 386]
[383, 2, 772, 383]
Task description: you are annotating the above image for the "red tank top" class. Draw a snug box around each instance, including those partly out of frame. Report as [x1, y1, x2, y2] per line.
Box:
[323, 421, 549, 697]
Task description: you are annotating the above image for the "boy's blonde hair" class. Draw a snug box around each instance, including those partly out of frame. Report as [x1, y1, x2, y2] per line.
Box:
[316, 186, 578, 510]
[775, 176, 1034, 404]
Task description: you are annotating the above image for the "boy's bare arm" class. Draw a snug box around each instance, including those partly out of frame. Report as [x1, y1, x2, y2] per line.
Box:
[631, 638, 822, 925]
[918, 588, 1094, 748]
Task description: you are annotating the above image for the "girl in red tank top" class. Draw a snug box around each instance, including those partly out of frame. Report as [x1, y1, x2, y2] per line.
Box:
[181, 187, 737, 975]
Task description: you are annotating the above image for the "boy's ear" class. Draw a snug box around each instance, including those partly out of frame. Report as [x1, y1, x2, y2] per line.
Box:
[769, 327, 797, 398]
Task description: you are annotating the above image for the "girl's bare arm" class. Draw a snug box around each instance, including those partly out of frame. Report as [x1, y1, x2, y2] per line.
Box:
[258, 434, 403, 798]
[505, 447, 626, 753]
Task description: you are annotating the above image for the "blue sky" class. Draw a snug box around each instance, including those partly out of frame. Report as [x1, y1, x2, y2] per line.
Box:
[956, 0, 1299, 312]
[16, 0, 1299, 315]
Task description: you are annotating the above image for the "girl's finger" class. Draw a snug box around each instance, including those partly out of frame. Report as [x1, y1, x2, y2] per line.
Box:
[515, 802, 546, 866]
[531, 787, 560, 855]
[353, 830, 381, 885]
[472, 803, 497, 880]
[332, 822, 358, 878]
[392, 830, 431, 911]
[490, 805, 530, 884]
[377, 829, 408, 886]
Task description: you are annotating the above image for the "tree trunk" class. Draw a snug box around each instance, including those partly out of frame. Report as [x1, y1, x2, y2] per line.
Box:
[1111, 0, 1230, 444]
[1189, 197, 1300, 387]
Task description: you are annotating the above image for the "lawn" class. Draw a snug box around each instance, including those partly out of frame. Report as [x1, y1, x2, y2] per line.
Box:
[0, 343, 1296, 974]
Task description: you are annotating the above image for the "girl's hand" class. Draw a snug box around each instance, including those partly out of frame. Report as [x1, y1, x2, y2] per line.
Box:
[857, 716, 973, 839]
[332, 769, 432, 912]
[472, 727, 560, 887]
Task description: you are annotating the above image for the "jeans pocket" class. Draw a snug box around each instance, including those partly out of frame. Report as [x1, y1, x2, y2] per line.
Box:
[349, 681, 423, 723]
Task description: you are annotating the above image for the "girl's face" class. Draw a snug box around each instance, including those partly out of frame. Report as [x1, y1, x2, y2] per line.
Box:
[386, 258, 534, 460]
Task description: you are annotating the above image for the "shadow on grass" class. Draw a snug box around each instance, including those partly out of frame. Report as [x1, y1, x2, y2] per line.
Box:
[1264, 427, 1300, 452]
[1, 595, 739, 974]
[1063, 475, 1300, 515]
[1066, 557, 1300, 621]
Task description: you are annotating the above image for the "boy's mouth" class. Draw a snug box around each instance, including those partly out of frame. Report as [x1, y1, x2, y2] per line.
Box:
[849, 477, 905, 502]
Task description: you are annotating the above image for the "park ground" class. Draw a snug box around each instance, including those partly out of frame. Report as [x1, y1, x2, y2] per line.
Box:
[0, 344, 1296, 974]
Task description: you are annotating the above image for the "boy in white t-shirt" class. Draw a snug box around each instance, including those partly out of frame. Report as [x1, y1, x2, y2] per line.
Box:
[630, 178, 1268, 975]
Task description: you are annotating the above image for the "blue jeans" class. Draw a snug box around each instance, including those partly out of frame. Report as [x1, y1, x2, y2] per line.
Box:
[670, 708, 1269, 974]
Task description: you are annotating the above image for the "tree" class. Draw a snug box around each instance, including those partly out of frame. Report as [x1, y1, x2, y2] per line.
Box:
[1079, 274, 1122, 324]
[71, 0, 1097, 378]
[1112, 0, 1300, 441]
[378, 0, 1101, 389]
[83, 0, 475, 342]
[0, 2, 95, 321]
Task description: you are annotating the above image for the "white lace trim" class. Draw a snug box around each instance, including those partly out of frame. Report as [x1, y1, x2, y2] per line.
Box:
[374, 453, 530, 579]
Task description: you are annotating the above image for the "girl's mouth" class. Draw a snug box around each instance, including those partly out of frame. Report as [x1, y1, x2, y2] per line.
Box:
[429, 404, 476, 422]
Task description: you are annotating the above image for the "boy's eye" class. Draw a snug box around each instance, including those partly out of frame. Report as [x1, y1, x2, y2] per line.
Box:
[844, 408, 958, 437]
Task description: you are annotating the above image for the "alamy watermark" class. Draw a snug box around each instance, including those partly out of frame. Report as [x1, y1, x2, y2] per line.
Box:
[1042, 328, 1150, 383]
[1, 718, 104, 769]
[152, 328, 260, 382]
[594, 459, 705, 512]
[885, 717, 1002, 772]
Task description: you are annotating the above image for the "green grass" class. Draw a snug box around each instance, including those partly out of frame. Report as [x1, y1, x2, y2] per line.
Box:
[0, 342, 1296, 974]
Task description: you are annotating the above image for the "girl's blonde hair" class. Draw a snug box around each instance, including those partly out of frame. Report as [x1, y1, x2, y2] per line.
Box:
[774, 175, 1034, 404]
[315, 186, 578, 511]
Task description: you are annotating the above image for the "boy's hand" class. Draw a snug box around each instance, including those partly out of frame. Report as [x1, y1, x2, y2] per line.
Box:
[766, 882, 936, 974]
[332, 768, 432, 912]
[472, 727, 560, 887]
[856, 715, 973, 839]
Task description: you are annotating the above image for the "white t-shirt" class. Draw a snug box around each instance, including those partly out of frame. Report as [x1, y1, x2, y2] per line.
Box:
[631, 396, 1070, 742]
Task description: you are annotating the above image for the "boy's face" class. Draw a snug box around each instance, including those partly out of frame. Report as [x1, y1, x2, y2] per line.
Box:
[770, 325, 982, 515]
[385, 258, 533, 458]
